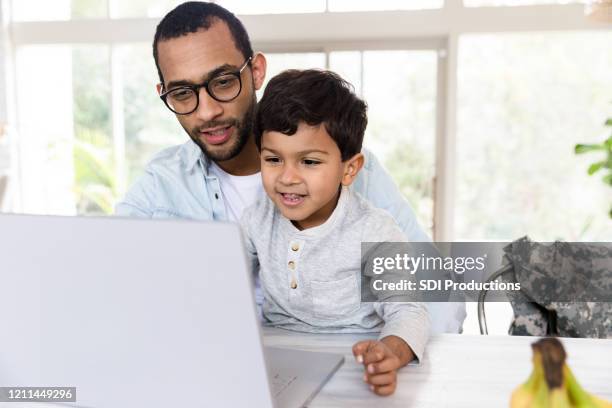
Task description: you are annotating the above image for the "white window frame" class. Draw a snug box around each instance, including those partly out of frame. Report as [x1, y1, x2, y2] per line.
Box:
[2, 0, 610, 238]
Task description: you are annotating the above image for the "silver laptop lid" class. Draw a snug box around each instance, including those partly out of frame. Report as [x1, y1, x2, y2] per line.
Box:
[0, 214, 274, 408]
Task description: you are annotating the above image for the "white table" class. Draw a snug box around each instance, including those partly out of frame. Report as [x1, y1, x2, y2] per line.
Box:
[263, 327, 612, 407]
[19, 329, 612, 407]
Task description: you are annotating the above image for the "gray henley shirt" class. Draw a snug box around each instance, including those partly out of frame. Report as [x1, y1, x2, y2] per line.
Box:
[240, 186, 430, 361]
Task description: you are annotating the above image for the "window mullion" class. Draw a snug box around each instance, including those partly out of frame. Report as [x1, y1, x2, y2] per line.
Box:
[110, 45, 126, 199]
[434, 34, 457, 241]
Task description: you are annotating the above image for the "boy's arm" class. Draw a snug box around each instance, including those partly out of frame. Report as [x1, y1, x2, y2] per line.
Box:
[353, 210, 430, 396]
[380, 335, 415, 366]
[239, 210, 260, 281]
[353, 298, 429, 396]
[362, 211, 430, 363]
[374, 301, 429, 363]
[239, 209, 262, 311]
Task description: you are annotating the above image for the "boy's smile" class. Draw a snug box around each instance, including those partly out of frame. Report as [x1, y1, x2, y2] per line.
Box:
[261, 122, 357, 230]
[278, 192, 306, 207]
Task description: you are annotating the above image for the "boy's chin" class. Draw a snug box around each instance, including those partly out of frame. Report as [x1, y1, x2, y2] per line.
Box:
[279, 209, 308, 222]
[277, 208, 312, 227]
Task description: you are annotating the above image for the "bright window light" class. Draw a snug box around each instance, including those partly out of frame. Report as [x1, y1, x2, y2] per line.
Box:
[456, 32, 612, 241]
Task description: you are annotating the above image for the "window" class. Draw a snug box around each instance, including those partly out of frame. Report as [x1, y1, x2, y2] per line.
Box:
[464, 0, 584, 6]
[456, 32, 612, 241]
[259, 52, 326, 98]
[5, 0, 609, 246]
[330, 50, 438, 236]
[15, 45, 107, 214]
[110, 1, 181, 18]
[328, 0, 443, 11]
[11, 0, 186, 20]
[115, 44, 184, 188]
[217, 0, 325, 14]
[14, 43, 181, 215]
[10, 0, 447, 20]
[12, 0, 108, 21]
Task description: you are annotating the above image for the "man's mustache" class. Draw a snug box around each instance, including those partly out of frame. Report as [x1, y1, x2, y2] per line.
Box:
[195, 119, 240, 133]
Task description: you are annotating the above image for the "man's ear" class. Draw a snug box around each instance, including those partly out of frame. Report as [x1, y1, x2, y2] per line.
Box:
[156, 83, 163, 95]
[341, 153, 365, 186]
[251, 52, 267, 91]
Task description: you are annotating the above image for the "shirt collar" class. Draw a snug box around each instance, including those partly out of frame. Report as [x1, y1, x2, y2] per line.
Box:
[183, 140, 212, 175]
[281, 185, 351, 238]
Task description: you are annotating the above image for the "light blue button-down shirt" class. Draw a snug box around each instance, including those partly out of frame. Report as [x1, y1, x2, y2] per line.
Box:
[115, 140, 466, 333]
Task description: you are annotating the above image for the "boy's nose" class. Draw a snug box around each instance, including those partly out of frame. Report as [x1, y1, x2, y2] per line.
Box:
[279, 165, 301, 185]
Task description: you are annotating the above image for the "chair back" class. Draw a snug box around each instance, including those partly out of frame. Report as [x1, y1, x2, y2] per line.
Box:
[0, 174, 7, 209]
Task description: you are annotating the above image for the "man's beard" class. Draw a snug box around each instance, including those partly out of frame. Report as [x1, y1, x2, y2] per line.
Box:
[188, 96, 256, 162]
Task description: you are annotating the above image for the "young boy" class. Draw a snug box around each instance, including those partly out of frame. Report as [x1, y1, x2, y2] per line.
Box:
[240, 69, 429, 396]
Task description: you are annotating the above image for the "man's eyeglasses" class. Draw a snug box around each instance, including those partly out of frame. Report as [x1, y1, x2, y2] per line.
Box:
[159, 56, 252, 115]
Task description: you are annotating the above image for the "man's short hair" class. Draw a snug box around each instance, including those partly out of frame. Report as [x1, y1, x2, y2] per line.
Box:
[254, 69, 367, 161]
[153, 1, 253, 85]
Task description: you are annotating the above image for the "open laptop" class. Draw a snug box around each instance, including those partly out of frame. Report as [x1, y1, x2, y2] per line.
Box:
[0, 214, 344, 408]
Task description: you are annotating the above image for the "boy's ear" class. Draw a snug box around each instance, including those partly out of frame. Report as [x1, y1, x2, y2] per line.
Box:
[341, 153, 365, 186]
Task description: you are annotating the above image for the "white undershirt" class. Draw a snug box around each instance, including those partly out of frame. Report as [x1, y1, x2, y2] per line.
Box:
[209, 161, 264, 222]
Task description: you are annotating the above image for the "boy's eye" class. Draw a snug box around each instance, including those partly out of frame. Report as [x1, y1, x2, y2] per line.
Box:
[303, 159, 321, 166]
[264, 157, 281, 164]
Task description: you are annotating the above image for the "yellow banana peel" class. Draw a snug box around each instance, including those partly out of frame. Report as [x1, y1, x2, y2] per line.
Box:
[510, 338, 612, 408]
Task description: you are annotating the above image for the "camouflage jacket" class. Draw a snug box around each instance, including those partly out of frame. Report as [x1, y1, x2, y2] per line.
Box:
[500, 237, 612, 338]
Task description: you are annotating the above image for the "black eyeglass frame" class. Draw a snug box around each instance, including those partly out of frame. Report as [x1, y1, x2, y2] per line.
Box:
[159, 56, 252, 115]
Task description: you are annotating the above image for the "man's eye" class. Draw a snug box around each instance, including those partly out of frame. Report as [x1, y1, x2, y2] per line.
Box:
[170, 89, 193, 101]
[213, 75, 237, 89]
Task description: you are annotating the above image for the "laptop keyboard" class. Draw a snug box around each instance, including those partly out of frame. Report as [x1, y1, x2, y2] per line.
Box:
[270, 372, 298, 397]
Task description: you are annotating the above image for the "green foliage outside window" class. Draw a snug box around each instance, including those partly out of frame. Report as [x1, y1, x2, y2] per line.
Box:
[575, 117, 612, 219]
[71, 46, 116, 215]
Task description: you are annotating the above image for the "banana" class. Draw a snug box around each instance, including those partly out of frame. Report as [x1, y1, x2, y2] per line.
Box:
[511, 354, 544, 407]
[563, 365, 612, 408]
[509, 338, 612, 408]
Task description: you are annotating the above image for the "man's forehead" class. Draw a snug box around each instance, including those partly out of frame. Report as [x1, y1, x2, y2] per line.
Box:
[157, 22, 244, 83]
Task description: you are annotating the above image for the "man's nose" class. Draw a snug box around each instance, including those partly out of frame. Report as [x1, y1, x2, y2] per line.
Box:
[194, 88, 223, 122]
[279, 164, 301, 185]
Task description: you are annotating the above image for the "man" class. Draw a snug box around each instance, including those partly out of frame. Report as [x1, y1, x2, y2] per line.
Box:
[115, 1, 465, 334]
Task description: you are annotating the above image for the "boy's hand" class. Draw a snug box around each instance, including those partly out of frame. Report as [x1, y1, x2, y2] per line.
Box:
[352, 336, 415, 396]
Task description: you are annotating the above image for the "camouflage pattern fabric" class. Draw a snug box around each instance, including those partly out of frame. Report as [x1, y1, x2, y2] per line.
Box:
[500, 237, 612, 339]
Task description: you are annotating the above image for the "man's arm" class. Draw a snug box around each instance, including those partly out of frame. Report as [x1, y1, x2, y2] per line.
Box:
[353, 149, 430, 242]
[115, 169, 157, 218]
